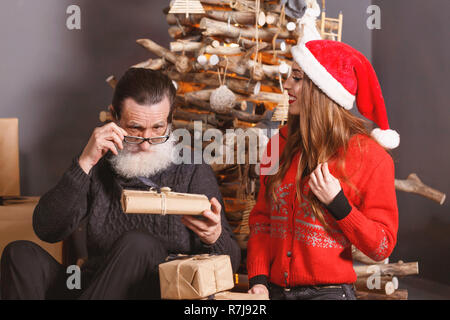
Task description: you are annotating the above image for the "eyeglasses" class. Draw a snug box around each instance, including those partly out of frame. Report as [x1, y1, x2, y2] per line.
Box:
[123, 134, 170, 145]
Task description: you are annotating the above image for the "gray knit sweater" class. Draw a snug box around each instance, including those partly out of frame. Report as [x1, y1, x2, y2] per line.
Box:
[33, 154, 241, 274]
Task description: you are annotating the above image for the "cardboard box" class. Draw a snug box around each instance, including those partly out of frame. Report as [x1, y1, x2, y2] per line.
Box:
[0, 197, 63, 263]
[0, 118, 20, 196]
[159, 254, 234, 300]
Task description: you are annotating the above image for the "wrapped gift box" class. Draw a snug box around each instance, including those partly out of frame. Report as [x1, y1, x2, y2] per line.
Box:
[121, 188, 211, 215]
[159, 254, 234, 300]
[0, 197, 63, 263]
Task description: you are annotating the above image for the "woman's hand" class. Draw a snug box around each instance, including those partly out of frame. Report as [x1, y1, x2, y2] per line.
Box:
[248, 284, 269, 298]
[308, 162, 342, 206]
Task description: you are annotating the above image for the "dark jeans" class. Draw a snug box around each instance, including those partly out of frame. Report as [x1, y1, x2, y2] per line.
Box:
[269, 283, 357, 300]
[0, 230, 168, 300]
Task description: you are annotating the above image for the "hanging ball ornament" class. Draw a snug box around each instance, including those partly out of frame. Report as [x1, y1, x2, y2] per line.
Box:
[210, 85, 236, 114]
[197, 55, 208, 65]
[286, 22, 297, 31]
[209, 54, 220, 66]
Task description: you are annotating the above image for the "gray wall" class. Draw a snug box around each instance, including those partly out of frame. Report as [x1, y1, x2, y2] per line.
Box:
[372, 0, 450, 285]
[0, 1, 448, 284]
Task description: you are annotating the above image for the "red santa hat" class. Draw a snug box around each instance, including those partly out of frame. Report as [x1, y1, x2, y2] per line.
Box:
[291, 40, 400, 149]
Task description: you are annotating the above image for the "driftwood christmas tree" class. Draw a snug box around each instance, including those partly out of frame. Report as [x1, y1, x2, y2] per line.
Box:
[100, 0, 446, 299]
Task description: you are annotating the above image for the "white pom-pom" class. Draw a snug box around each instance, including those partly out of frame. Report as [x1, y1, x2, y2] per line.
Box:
[197, 55, 208, 65]
[172, 81, 178, 90]
[287, 22, 296, 31]
[210, 85, 236, 113]
[209, 54, 219, 66]
[280, 41, 287, 52]
[371, 128, 400, 149]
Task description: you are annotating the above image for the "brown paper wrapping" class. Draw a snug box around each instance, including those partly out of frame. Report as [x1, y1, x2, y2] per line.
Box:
[213, 291, 269, 300]
[0, 197, 63, 263]
[121, 189, 211, 215]
[0, 118, 20, 196]
[159, 254, 234, 300]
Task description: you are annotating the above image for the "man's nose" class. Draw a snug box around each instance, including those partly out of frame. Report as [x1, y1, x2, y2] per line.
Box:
[138, 140, 152, 152]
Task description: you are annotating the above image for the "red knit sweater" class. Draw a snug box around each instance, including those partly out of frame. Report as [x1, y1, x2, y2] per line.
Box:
[247, 126, 399, 287]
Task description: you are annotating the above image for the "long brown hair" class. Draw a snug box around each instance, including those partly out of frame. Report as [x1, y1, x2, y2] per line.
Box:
[265, 74, 375, 230]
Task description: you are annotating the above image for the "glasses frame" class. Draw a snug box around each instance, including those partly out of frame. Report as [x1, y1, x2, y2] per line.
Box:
[123, 134, 170, 145]
[121, 123, 172, 145]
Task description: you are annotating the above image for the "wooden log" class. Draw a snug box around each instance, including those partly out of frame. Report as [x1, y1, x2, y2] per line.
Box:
[395, 173, 446, 205]
[137, 39, 192, 73]
[204, 45, 242, 55]
[354, 261, 419, 278]
[356, 289, 408, 300]
[356, 275, 397, 292]
[200, 18, 298, 42]
[355, 278, 396, 296]
[170, 41, 203, 52]
[166, 11, 279, 27]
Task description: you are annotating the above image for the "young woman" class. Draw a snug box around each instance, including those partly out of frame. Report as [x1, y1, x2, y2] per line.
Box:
[247, 40, 400, 300]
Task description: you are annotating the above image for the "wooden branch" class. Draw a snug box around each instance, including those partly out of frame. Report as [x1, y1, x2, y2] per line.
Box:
[137, 39, 192, 73]
[166, 70, 261, 95]
[131, 58, 167, 70]
[173, 108, 224, 127]
[99, 111, 113, 123]
[106, 76, 117, 89]
[395, 173, 446, 205]
[356, 289, 408, 300]
[200, 18, 298, 42]
[354, 261, 419, 278]
[205, 45, 242, 55]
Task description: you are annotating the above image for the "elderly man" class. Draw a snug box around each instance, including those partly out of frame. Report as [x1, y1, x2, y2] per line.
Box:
[0, 68, 241, 299]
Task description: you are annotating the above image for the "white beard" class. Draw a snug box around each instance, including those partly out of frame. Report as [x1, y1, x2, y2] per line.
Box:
[109, 134, 176, 179]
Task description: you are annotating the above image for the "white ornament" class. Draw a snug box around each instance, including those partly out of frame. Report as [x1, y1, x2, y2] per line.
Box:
[197, 55, 208, 65]
[280, 41, 287, 52]
[172, 80, 178, 90]
[209, 54, 219, 66]
[287, 22, 296, 31]
[258, 12, 266, 26]
[210, 85, 236, 113]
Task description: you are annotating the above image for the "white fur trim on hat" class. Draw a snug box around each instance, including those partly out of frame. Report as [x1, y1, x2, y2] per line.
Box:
[291, 44, 355, 110]
[371, 128, 400, 149]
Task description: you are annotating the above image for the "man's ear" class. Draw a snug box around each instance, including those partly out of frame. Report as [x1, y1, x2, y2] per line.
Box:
[108, 105, 118, 121]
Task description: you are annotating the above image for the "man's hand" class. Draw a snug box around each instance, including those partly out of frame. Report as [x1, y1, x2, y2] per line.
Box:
[248, 284, 269, 298]
[308, 162, 342, 206]
[78, 122, 128, 174]
[181, 197, 222, 245]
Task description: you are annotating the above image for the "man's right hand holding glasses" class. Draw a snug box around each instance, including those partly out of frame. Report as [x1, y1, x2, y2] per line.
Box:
[78, 122, 128, 175]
